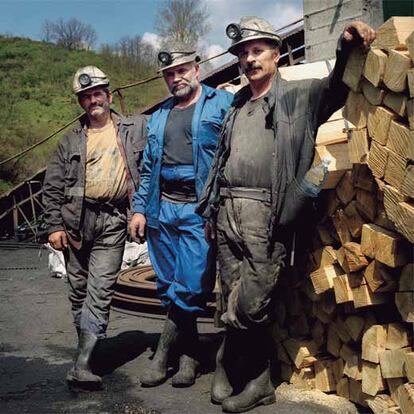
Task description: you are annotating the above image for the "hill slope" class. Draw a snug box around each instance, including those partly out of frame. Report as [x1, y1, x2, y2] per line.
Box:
[0, 36, 167, 194]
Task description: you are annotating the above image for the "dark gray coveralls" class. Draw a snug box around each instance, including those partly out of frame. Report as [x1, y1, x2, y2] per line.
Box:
[197, 38, 352, 391]
[43, 112, 147, 338]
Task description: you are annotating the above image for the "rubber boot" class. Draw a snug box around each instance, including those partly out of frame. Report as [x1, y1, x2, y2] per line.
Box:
[140, 311, 178, 387]
[66, 330, 102, 390]
[221, 363, 274, 413]
[211, 335, 233, 404]
[221, 329, 275, 413]
[171, 312, 199, 387]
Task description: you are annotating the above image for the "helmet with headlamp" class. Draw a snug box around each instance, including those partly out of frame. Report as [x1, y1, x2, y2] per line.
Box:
[72, 66, 109, 95]
[157, 41, 200, 72]
[226, 16, 282, 55]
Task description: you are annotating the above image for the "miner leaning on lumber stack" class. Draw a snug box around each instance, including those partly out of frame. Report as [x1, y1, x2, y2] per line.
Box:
[197, 16, 375, 413]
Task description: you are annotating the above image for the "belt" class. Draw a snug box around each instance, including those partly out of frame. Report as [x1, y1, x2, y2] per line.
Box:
[84, 197, 128, 214]
[220, 187, 271, 202]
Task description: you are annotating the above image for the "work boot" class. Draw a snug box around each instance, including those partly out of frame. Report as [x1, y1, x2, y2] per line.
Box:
[211, 335, 233, 404]
[66, 330, 102, 390]
[140, 311, 178, 387]
[221, 328, 275, 413]
[171, 311, 199, 387]
[221, 364, 275, 413]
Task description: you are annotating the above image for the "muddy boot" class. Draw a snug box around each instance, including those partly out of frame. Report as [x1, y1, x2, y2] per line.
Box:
[140, 312, 178, 387]
[211, 335, 233, 404]
[221, 364, 274, 413]
[221, 329, 275, 413]
[66, 331, 102, 390]
[172, 312, 199, 388]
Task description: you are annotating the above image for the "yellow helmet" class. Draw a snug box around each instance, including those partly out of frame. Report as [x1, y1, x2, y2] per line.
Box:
[72, 66, 109, 94]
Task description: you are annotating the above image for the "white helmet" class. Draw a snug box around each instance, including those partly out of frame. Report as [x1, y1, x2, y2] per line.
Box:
[72, 66, 109, 94]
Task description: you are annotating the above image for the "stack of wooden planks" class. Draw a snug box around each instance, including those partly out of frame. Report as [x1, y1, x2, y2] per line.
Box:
[270, 17, 414, 414]
[342, 16, 414, 243]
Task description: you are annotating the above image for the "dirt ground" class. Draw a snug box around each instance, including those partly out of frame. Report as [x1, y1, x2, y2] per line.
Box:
[0, 246, 362, 414]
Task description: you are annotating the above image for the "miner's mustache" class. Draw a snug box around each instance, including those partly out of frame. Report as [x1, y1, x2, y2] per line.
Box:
[245, 63, 262, 72]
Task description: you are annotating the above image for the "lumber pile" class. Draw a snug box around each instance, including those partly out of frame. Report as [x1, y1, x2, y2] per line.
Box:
[270, 17, 414, 413]
[342, 16, 414, 243]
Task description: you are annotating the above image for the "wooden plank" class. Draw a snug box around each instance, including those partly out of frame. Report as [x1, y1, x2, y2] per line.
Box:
[405, 30, 414, 62]
[352, 283, 389, 309]
[343, 242, 369, 272]
[379, 347, 411, 378]
[399, 263, 414, 292]
[384, 91, 407, 117]
[283, 338, 319, 370]
[387, 120, 414, 160]
[404, 353, 414, 383]
[387, 377, 405, 404]
[383, 184, 408, 223]
[343, 91, 370, 128]
[311, 319, 325, 349]
[408, 69, 414, 98]
[343, 201, 365, 238]
[316, 119, 349, 146]
[336, 171, 355, 205]
[384, 149, 409, 190]
[364, 260, 397, 293]
[332, 209, 352, 245]
[372, 17, 414, 50]
[348, 128, 369, 164]
[333, 274, 354, 304]
[367, 105, 397, 145]
[392, 201, 414, 243]
[384, 49, 413, 93]
[367, 394, 400, 414]
[344, 350, 362, 381]
[395, 292, 414, 323]
[408, 98, 414, 130]
[363, 48, 388, 87]
[344, 315, 365, 342]
[314, 143, 351, 189]
[360, 223, 409, 268]
[400, 165, 414, 198]
[386, 322, 410, 350]
[343, 47, 367, 92]
[314, 359, 337, 392]
[367, 141, 390, 179]
[356, 188, 377, 222]
[361, 77, 385, 106]
[397, 383, 414, 414]
[336, 377, 349, 399]
[348, 378, 370, 407]
[362, 361, 386, 396]
[362, 325, 387, 364]
[288, 367, 316, 391]
[310, 264, 343, 294]
[311, 246, 338, 270]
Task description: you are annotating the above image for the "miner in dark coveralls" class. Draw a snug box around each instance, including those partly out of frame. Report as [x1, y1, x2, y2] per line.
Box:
[43, 66, 147, 390]
[197, 16, 375, 413]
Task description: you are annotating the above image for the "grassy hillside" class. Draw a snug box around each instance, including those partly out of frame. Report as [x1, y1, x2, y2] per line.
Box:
[0, 36, 168, 194]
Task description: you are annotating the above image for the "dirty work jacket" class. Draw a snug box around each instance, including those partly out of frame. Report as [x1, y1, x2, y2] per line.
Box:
[132, 84, 233, 229]
[197, 38, 353, 245]
[43, 111, 147, 235]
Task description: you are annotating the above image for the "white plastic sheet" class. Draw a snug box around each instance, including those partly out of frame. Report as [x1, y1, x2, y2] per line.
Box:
[121, 241, 151, 270]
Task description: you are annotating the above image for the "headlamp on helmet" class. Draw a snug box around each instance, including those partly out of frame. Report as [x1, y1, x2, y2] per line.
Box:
[226, 23, 242, 40]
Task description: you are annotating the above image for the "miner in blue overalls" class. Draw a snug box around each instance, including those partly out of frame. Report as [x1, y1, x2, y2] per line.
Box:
[129, 42, 233, 387]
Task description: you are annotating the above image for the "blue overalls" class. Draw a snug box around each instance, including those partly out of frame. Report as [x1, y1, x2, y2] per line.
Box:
[132, 84, 233, 313]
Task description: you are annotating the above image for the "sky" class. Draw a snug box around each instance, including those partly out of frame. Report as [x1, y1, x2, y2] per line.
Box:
[0, 0, 303, 66]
